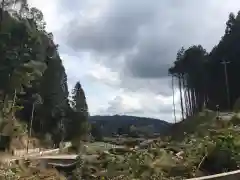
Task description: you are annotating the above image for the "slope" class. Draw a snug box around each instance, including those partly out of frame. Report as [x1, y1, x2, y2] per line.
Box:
[89, 115, 171, 137]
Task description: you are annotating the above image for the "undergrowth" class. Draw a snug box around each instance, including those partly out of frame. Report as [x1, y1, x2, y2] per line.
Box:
[72, 111, 240, 179]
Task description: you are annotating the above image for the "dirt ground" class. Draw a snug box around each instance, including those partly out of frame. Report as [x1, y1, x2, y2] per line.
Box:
[0, 158, 67, 180]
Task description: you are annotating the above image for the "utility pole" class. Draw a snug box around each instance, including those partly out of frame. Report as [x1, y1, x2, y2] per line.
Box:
[27, 102, 35, 153]
[221, 60, 231, 110]
[60, 117, 64, 143]
[172, 75, 177, 123]
[26, 94, 42, 153]
[59, 112, 65, 152]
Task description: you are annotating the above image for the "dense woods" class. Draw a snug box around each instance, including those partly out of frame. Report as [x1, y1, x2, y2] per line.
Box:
[0, 0, 89, 148]
[169, 11, 240, 120]
[89, 115, 170, 138]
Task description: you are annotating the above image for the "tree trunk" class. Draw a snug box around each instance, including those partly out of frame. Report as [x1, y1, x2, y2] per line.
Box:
[187, 87, 193, 116]
[183, 77, 189, 118]
[172, 75, 177, 123]
[10, 89, 16, 118]
[0, 0, 5, 31]
[178, 74, 184, 120]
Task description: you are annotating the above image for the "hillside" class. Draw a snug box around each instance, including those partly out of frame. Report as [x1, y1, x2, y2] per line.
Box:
[89, 115, 171, 137]
[68, 110, 240, 179]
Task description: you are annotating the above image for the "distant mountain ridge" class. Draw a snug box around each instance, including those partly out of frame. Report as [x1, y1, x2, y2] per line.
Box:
[89, 115, 171, 137]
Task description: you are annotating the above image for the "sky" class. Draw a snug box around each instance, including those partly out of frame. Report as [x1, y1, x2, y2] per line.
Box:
[28, 0, 240, 123]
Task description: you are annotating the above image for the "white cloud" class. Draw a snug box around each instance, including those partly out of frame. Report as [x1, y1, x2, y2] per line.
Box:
[85, 62, 121, 87]
[28, 0, 181, 121]
[28, 0, 240, 122]
[99, 89, 181, 123]
[28, 0, 58, 32]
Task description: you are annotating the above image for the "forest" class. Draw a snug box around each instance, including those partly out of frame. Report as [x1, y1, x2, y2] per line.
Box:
[169, 11, 240, 120]
[1, 1, 240, 179]
[0, 0, 89, 149]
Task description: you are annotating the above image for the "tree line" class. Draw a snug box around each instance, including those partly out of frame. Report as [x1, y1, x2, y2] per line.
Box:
[0, 0, 89, 149]
[169, 11, 240, 120]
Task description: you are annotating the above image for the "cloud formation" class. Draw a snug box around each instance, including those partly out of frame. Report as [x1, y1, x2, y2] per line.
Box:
[64, 0, 238, 77]
[30, 0, 240, 122]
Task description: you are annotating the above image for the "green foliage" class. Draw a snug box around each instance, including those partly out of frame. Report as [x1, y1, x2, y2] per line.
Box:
[91, 122, 103, 141]
[169, 10, 240, 118]
[233, 97, 240, 112]
[0, 0, 90, 149]
[71, 81, 88, 116]
[230, 115, 240, 125]
[67, 81, 90, 150]
[70, 112, 240, 179]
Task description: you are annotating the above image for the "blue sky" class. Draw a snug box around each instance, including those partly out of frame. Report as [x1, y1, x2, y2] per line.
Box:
[28, 0, 240, 122]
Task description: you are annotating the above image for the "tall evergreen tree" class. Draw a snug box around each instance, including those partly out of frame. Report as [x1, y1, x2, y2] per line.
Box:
[68, 81, 89, 151]
[169, 10, 240, 118]
[71, 82, 88, 117]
